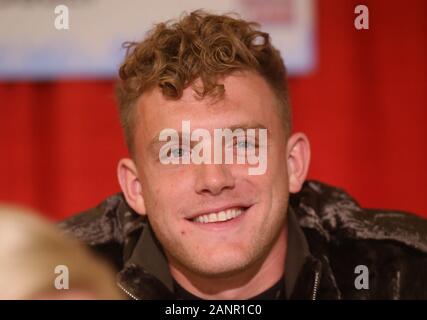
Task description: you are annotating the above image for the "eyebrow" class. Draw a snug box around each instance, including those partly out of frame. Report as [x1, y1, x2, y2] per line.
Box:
[227, 123, 267, 131]
[148, 122, 268, 149]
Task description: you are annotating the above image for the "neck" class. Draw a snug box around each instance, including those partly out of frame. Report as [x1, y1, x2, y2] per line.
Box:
[169, 224, 288, 299]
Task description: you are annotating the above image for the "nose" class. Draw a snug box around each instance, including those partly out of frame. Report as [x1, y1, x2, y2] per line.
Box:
[195, 164, 235, 196]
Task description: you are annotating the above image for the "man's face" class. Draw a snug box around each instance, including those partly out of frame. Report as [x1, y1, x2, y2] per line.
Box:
[132, 71, 290, 277]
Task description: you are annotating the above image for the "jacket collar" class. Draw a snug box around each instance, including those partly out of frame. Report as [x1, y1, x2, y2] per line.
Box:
[285, 206, 310, 297]
[126, 221, 174, 292]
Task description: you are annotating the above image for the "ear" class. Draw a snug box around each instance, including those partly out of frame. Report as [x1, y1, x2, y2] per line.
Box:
[286, 133, 311, 194]
[117, 158, 146, 216]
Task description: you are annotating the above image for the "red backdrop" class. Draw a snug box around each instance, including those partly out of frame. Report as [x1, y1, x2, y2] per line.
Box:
[1, 0, 426, 220]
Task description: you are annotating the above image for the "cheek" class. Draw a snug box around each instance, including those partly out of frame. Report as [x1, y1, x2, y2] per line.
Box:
[143, 169, 194, 220]
[144, 163, 183, 193]
[268, 149, 289, 190]
[251, 159, 289, 214]
[249, 163, 287, 195]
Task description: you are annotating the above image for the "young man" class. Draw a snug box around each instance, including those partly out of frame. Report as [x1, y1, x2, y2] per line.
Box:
[60, 10, 427, 299]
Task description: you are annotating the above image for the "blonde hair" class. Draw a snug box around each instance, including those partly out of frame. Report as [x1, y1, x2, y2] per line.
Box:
[116, 10, 291, 155]
[0, 205, 123, 299]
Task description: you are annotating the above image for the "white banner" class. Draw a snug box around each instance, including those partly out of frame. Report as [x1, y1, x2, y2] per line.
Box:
[0, 0, 315, 79]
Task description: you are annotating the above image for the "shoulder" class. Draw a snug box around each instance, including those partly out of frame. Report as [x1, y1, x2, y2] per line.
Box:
[58, 193, 145, 269]
[291, 180, 427, 254]
[292, 181, 427, 298]
[58, 193, 144, 247]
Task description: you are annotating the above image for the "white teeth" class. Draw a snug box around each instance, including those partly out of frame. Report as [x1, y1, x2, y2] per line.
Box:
[208, 213, 218, 222]
[192, 208, 244, 224]
[218, 211, 226, 222]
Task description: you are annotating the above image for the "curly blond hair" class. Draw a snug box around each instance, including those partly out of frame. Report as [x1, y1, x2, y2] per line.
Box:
[116, 10, 291, 155]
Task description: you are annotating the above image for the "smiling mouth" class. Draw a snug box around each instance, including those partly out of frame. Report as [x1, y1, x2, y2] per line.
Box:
[189, 207, 247, 224]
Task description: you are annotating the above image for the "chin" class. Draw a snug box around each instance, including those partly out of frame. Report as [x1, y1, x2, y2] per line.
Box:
[187, 250, 254, 277]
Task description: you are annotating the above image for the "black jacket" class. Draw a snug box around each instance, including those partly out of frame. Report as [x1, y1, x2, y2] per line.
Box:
[59, 180, 427, 299]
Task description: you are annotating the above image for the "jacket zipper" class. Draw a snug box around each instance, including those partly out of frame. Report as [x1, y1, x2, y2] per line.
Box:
[312, 271, 320, 300]
[117, 282, 139, 300]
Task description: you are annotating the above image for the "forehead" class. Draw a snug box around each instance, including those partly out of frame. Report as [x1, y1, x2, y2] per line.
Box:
[135, 71, 282, 137]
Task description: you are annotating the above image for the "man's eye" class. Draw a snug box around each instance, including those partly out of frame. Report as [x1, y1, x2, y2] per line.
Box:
[170, 147, 188, 158]
[236, 140, 256, 149]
